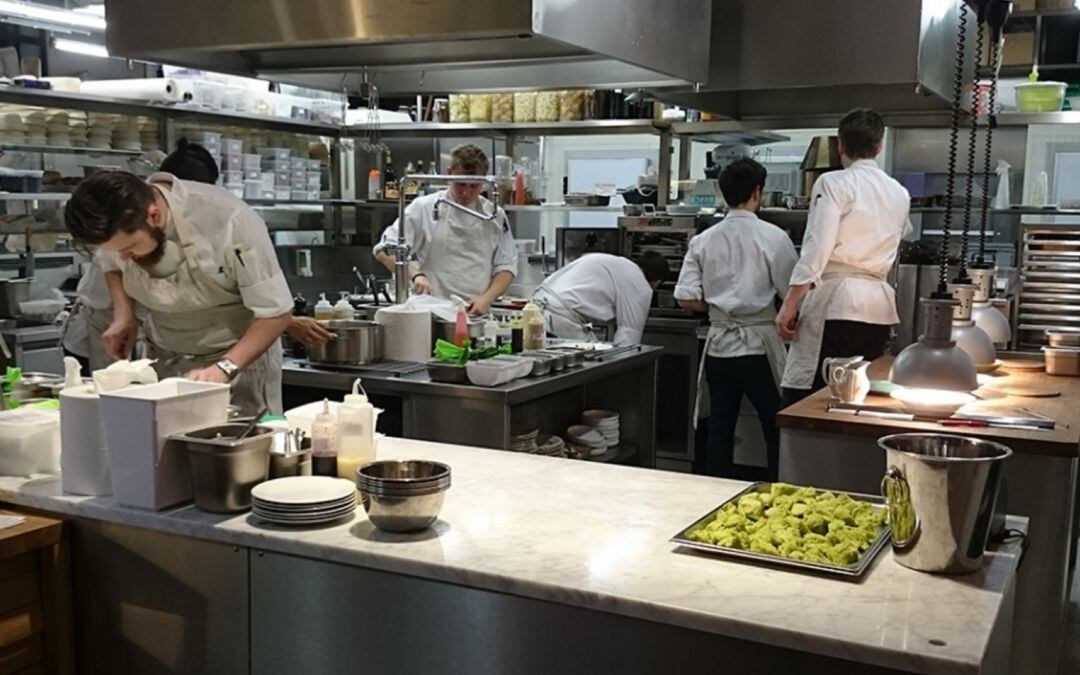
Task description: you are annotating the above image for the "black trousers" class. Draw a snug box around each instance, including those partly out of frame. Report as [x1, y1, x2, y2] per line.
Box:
[705, 354, 781, 482]
[781, 319, 890, 408]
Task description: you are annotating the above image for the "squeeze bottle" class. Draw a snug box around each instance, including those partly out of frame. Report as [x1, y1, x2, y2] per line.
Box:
[314, 293, 334, 321]
[333, 292, 354, 320]
[310, 399, 339, 476]
[337, 378, 376, 480]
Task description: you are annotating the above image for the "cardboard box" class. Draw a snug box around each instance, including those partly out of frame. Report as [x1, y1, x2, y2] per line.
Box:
[1002, 31, 1036, 66]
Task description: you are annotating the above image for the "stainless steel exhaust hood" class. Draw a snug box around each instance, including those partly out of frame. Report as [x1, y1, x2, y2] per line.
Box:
[103, 0, 711, 94]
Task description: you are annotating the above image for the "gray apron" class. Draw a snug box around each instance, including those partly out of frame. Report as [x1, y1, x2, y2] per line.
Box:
[118, 183, 282, 415]
[423, 193, 502, 302]
[780, 261, 887, 391]
[60, 301, 115, 372]
[694, 306, 786, 425]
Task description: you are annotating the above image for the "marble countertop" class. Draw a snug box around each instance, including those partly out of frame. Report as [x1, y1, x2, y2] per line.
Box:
[0, 438, 1021, 674]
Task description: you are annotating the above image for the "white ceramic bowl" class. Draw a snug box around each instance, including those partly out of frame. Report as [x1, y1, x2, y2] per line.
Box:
[890, 388, 976, 417]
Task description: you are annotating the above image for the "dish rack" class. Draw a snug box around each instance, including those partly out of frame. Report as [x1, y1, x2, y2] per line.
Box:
[1018, 227, 1080, 347]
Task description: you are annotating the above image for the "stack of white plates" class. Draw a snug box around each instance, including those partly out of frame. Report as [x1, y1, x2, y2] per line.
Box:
[138, 116, 160, 151]
[510, 428, 539, 453]
[45, 111, 70, 147]
[86, 113, 114, 149]
[567, 424, 607, 457]
[583, 409, 620, 449]
[112, 117, 142, 151]
[251, 476, 357, 526]
[20, 110, 46, 145]
[0, 112, 25, 144]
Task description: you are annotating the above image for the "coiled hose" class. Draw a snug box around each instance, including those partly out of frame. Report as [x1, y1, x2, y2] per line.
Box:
[939, 2, 969, 292]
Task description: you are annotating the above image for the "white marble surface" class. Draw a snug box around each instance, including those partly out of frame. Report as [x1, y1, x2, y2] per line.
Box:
[0, 438, 1022, 674]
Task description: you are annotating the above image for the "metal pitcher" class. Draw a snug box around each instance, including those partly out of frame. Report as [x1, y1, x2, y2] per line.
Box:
[878, 433, 1012, 574]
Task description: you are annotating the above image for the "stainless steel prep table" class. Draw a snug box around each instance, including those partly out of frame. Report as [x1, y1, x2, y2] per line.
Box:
[282, 344, 662, 466]
[0, 323, 63, 372]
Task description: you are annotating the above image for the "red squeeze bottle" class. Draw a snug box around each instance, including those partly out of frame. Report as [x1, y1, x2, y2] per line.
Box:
[514, 170, 526, 206]
[454, 306, 469, 347]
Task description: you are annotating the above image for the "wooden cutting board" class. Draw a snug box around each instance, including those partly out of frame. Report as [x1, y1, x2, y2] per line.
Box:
[994, 384, 1061, 397]
[999, 359, 1045, 372]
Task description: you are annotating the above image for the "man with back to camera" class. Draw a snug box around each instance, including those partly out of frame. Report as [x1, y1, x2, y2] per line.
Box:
[675, 158, 798, 480]
[775, 108, 912, 406]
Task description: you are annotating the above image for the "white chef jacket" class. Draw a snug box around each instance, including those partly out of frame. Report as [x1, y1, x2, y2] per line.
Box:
[75, 260, 113, 310]
[535, 253, 653, 345]
[96, 173, 293, 319]
[675, 209, 798, 357]
[379, 189, 518, 290]
[790, 159, 912, 324]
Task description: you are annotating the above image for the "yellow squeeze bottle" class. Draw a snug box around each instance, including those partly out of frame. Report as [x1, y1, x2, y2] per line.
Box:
[337, 378, 376, 480]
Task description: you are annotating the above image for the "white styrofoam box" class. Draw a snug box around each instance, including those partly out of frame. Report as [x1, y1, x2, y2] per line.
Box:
[221, 154, 243, 171]
[0, 408, 60, 477]
[258, 147, 290, 162]
[221, 137, 243, 156]
[100, 378, 230, 510]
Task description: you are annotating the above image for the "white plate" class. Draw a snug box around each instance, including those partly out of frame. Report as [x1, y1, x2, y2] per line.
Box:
[253, 497, 357, 515]
[253, 506, 356, 522]
[251, 476, 357, 506]
[254, 510, 355, 526]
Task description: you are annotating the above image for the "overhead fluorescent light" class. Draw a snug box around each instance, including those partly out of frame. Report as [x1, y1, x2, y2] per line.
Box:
[52, 37, 109, 59]
[0, 0, 105, 34]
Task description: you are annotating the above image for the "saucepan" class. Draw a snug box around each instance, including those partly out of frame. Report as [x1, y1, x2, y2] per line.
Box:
[305, 320, 384, 366]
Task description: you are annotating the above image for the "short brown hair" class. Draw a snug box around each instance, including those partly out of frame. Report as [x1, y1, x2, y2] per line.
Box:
[838, 108, 884, 160]
[64, 170, 156, 246]
[449, 143, 489, 175]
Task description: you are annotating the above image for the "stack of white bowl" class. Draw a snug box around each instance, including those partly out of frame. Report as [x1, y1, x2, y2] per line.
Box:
[46, 110, 71, 147]
[582, 409, 620, 449]
[138, 117, 160, 151]
[566, 424, 607, 458]
[21, 110, 46, 145]
[68, 111, 88, 147]
[112, 116, 142, 151]
[0, 112, 26, 145]
[86, 113, 114, 149]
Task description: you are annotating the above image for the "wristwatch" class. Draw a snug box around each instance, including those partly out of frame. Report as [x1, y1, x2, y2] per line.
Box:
[215, 358, 241, 381]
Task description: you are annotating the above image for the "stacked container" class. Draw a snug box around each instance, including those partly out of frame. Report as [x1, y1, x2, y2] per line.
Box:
[218, 135, 249, 199]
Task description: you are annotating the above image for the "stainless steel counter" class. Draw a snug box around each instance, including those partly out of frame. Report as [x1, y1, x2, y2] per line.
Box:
[0, 323, 63, 372]
[283, 345, 662, 465]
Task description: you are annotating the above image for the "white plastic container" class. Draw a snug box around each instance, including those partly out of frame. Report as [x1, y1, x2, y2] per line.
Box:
[466, 355, 533, 387]
[186, 130, 221, 146]
[100, 378, 230, 509]
[259, 147, 290, 162]
[337, 379, 376, 480]
[222, 169, 243, 185]
[0, 408, 60, 477]
[243, 180, 263, 200]
[60, 384, 111, 495]
[220, 137, 243, 156]
[220, 154, 243, 171]
[243, 153, 261, 170]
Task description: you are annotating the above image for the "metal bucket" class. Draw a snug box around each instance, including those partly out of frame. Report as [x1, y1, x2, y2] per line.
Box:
[878, 433, 1012, 574]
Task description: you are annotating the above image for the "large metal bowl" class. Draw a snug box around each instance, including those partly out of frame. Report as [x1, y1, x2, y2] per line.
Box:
[356, 460, 451, 532]
[306, 320, 384, 366]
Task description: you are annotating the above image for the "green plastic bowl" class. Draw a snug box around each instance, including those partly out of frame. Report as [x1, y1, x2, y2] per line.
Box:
[1016, 82, 1066, 113]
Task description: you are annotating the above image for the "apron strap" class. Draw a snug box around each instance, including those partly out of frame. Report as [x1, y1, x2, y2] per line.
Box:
[151, 182, 201, 273]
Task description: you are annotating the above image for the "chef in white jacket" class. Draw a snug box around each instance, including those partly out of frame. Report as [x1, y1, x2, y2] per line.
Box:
[64, 170, 294, 414]
[531, 251, 667, 345]
[675, 158, 798, 480]
[373, 144, 518, 315]
[776, 108, 912, 406]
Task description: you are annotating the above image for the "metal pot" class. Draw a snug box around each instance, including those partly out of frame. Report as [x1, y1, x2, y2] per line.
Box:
[306, 320, 384, 366]
[878, 433, 1012, 574]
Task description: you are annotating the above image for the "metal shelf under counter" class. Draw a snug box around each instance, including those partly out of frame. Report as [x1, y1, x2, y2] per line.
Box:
[282, 345, 661, 463]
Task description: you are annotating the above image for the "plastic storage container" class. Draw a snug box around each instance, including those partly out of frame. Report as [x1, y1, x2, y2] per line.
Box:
[449, 94, 470, 122]
[559, 90, 586, 121]
[536, 92, 560, 122]
[513, 92, 537, 122]
[466, 355, 533, 387]
[220, 137, 243, 156]
[1016, 81, 1067, 112]
[0, 168, 43, 193]
[242, 153, 261, 169]
[0, 408, 60, 477]
[220, 154, 243, 171]
[492, 93, 514, 123]
[468, 94, 493, 122]
[100, 378, 230, 509]
[259, 147, 291, 162]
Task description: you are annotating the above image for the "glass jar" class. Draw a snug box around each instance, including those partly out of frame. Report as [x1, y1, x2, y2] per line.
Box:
[449, 94, 469, 123]
[513, 92, 537, 122]
[559, 90, 585, 121]
[468, 94, 492, 123]
[536, 91, 560, 123]
[492, 93, 514, 123]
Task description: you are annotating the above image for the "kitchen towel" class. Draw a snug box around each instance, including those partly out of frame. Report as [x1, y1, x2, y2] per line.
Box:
[375, 306, 432, 362]
[59, 383, 112, 496]
[79, 78, 191, 103]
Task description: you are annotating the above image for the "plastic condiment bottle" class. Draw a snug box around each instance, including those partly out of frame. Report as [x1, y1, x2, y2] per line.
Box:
[367, 168, 381, 199]
[522, 301, 546, 350]
[310, 399, 339, 476]
[314, 293, 334, 321]
[333, 292, 354, 320]
[454, 304, 470, 347]
[337, 378, 376, 480]
[484, 317, 500, 349]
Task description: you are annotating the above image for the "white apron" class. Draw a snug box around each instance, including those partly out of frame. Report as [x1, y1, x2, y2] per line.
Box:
[423, 198, 502, 302]
[119, 184, 283, 415]
[60, 301, 115, 371]
[532, 284, 614, 344]
[780, 261, 888, 391]
[694, 306, 786, 425]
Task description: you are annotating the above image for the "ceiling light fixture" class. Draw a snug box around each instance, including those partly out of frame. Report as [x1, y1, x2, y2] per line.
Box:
[0, 0, 105, 34]
[52, 37, 109, 59]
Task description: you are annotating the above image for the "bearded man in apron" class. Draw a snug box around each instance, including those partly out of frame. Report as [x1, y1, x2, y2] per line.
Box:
[63, 170, 295, 415]
[373, 144, 518, 315]
[776, 108, 912, 407]
[675, 158, 798, 481]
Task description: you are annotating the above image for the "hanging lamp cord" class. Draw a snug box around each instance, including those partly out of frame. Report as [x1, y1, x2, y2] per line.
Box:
[978, 32, 1002, 265]
[959, 11, 985, 283]
[940, 2, 969, 293]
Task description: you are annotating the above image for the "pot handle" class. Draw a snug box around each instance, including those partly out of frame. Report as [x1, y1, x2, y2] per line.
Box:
[881, 465, 919, 549]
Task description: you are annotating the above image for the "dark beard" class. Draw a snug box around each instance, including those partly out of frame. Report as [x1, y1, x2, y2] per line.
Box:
[133, 225, 168, 270]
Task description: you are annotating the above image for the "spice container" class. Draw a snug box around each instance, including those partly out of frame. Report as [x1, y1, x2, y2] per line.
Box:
[468, 94, 492, 122]
[536, 92, 560, 122]
[513, 92, 537, 122]
[492, 93, 514, 123]
[559, 90, 585, 121]
[449, 94, 470, 123]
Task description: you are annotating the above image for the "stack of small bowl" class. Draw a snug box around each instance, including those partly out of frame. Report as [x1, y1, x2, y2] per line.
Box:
[566, 424, 606, 458]
[583, 409, 620, 449]
[355, 460, 451, 532]
[510, 428, 540, 453]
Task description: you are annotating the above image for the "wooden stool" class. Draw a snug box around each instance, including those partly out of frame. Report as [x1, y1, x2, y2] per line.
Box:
[0, 511, 73, 675]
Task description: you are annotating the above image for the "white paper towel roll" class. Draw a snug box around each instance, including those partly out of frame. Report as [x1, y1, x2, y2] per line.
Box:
[79, 78, 191, 103]
[375, 307, 432, 362]
[60, 384, 112, 496]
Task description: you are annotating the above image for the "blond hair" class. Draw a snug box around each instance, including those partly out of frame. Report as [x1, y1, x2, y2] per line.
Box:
[449, 143, 489, 175]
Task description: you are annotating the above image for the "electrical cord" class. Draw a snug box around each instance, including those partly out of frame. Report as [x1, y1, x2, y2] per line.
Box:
[958, 11, 985, 284]
[939, 2, 969, 293]
[979, 0, 1011, 264]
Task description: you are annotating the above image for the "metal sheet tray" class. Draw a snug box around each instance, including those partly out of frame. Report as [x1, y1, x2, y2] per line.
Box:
[671, 483, 891, 578]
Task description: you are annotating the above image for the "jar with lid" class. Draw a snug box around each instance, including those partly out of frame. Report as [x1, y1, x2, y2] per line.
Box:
[468, 94, 492, 122]
[449, 94, 470, 123]
[536, 91, 560, 123]
[491, 93, 514, 123]
[513, 92, 537, 122]
[432, 98, 449, 123]
[559, 90, 585, 121]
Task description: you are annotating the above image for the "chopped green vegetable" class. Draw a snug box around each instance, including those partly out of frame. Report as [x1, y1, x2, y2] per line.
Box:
[433, 339, 511, 366]
[686, 483, 887, 567]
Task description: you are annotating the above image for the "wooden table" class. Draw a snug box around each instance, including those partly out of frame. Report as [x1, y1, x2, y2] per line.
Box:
[0, 510, 73, 675]
[776, 363, 1080, 675]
